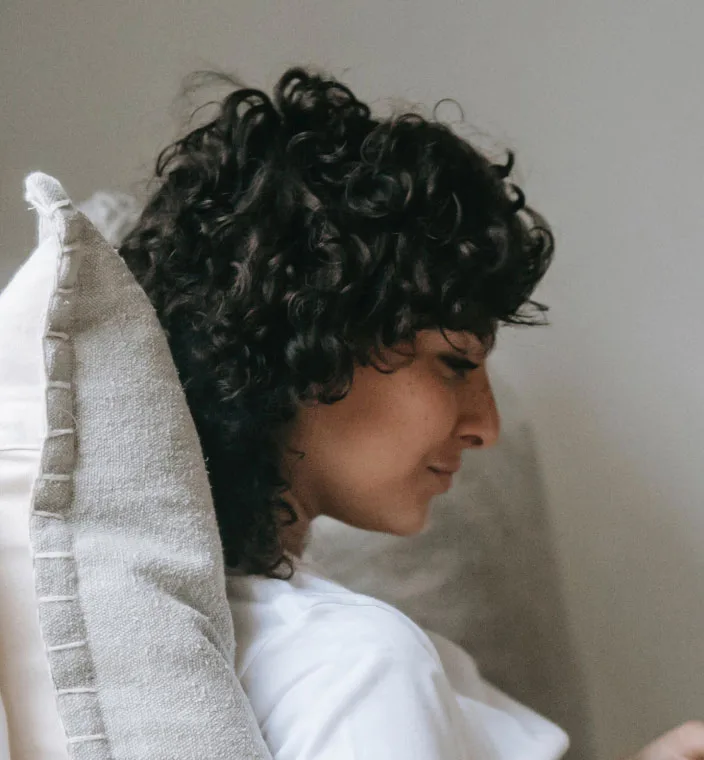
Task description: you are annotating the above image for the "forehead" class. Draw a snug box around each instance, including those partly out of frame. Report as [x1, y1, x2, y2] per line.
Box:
[418, 329, 492, 359]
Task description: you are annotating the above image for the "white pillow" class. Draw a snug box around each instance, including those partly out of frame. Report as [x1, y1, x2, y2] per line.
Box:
[0, 173, 272, 760]
[0, 189, 71, 759]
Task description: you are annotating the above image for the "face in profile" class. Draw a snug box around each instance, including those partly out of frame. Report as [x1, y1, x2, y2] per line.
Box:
[278, 329, 501, 538]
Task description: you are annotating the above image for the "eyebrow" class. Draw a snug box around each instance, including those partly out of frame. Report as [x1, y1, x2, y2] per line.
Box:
[436, 330, 495, 361]
[450, 343, 490, 362]
[443, 354, 481, 370]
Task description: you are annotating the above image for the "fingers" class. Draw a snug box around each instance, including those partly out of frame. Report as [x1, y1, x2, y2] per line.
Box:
[635, 721, 704, 760]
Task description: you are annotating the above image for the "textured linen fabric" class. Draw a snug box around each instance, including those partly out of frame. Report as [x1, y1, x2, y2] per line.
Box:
[0, 173, 272, 760]
[227, 555, 571, 760]
[76, 192, 140, 248]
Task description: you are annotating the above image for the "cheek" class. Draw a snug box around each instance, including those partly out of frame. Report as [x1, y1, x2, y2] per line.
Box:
[389, 380, 457, 457]
[336, 375, 456, 476]
[295, 364, 458, 493]
[298, 373, 456, 532]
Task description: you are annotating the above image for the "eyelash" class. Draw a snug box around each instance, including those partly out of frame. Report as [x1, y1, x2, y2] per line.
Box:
[441, 356, 480, 379]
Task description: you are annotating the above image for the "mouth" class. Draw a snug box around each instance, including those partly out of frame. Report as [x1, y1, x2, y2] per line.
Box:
[428, 467, 454, 491]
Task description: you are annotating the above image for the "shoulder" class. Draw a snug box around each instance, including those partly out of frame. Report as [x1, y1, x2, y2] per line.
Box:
[231, 575, 470, 760]
[227, 564, 441, 677]
[229, 567, 473, 759]
[296, 594, 441, 666]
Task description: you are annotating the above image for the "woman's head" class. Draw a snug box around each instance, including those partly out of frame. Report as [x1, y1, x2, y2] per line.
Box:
[276, 328, 500, 555]
[119, 65, 553, 577]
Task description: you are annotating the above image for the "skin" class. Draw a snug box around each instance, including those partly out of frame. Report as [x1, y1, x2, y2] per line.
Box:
[277, 329, 501, 556]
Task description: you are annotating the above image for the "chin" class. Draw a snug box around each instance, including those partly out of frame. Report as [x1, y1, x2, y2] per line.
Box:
[385, 507, 430, 537]
[335, 494, 431, 537]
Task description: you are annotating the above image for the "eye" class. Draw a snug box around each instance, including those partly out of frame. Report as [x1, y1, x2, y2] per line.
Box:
[440, 355, 480, 379]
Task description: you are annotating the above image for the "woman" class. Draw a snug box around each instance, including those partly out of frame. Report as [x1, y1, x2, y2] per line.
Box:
[119, 66, 704, 760]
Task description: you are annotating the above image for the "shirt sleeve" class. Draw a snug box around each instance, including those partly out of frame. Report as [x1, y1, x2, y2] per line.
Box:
[238, 604, 501, 760]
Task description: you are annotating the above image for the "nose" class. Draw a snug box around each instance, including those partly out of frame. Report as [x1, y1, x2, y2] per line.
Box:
[458, 365, 501, 450]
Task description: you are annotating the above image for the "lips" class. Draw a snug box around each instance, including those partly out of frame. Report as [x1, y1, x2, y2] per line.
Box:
[428, 467, 455, 492]
[429, 465, 461, 475]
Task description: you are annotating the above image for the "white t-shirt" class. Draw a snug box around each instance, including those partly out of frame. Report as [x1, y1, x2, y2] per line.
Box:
[226, 556, 570, 760]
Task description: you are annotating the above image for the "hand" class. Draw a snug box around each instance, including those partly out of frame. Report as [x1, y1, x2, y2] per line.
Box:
[623, 722, 704, 760]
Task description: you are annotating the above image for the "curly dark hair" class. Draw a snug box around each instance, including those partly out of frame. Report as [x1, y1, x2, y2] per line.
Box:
[118, 65, 554, 578]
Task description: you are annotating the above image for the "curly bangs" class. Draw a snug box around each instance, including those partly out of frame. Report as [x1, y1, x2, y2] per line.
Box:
[118, 65, 554, 577]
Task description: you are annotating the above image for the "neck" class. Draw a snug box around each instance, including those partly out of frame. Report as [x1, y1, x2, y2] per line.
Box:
[280, 517, 310, 558]
[279, 492, 315, 558]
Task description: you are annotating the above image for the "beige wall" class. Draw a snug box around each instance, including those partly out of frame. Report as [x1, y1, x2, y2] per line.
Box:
[2, 2, 704, 759]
